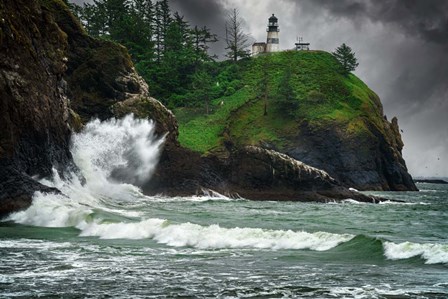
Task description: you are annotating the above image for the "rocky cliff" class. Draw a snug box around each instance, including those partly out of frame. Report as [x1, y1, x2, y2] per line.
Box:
[0, 0, 74, 215]
[287, 115, 415, 191]
[41, 0, 178, 142]
[0, 0, 390, 216]
[142, 145, 382, 203]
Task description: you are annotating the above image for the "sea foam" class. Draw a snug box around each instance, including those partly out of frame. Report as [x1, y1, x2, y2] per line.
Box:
[383, 241, 448, 264]
[8, 192, 354, 251]
[78, 219, 355, 251]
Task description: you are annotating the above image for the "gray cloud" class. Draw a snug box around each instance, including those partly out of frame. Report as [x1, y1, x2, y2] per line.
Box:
[307, 0, 448, 46]
[169, 0, 229, 58]
[296, 0, 448, 177]
[170, 0, 226, 29]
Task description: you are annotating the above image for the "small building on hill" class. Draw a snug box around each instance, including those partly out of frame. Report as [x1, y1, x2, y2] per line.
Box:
[252, 42, 267, 56]
[295, 41, 310, 51]
[252, 14, 280, 55]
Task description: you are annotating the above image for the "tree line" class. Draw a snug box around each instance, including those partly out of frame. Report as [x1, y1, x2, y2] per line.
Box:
[67, 0, 359, 116]
[69, 0, 253, 110]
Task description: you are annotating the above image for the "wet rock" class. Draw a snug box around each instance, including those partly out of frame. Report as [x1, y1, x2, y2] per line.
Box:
[0, 0, 74, 216]
[143, 145, 384, 203]
[286, 118, 417, 191]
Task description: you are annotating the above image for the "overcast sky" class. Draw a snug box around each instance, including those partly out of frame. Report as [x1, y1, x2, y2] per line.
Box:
[71, 0, 448, 178]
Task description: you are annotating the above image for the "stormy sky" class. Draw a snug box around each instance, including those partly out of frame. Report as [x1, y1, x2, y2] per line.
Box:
[70, 0, 448, 178]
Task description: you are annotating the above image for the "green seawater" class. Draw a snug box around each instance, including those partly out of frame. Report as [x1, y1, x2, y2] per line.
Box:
[1, 183, 447, 299]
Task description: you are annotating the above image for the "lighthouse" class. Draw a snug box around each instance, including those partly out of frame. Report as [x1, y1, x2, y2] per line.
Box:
[251, 14, 281, 55]
[266, 14, 279, 52]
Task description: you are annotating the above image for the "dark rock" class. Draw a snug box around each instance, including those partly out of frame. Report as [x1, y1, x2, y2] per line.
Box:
[43, 0, 178, 143]
[286, 117, 418, 192]
[143, 145, 384, 203]
[227, 146, 384, 202]
[0, 0, 74, 216]
[0, 161, 60, 217]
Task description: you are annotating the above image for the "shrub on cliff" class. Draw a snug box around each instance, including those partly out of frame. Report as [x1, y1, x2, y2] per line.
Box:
[332, 43, 359, 76]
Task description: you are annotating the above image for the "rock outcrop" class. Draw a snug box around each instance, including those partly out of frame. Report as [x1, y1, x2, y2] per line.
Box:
[0, 0, 73, 216]
[143, 146, 384, 203]
[287, 115, 417, 192]
[228, 146, 375, 202]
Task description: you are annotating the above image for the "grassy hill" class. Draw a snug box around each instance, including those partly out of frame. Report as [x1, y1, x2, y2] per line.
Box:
[175, 50, 385, 155]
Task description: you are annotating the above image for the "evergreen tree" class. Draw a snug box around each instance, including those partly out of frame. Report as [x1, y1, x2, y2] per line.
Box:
[275, 68, 298, 117]
[153, 0, 172, 62]
[225, 8, 251, 62]
[332, 43, 359, 76]
[192, 69, 214, 114]
[132, 0, 154, 46]
[133, 0, 153, 25]
[155, 12, 195, 99]
[103, 0, 131, 42]
[256, 59, 270, 116]
[68, 0, 221, 108]
[191, 26, 218, 64]
[72, 2, 105, 37]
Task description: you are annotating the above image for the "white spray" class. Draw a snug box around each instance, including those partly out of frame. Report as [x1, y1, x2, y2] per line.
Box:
[72, 114, 165, 187]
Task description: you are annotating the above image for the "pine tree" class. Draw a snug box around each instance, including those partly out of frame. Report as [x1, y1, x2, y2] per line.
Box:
[192, 69, 214, 114]
[256, 58, 270, 116]
[68, 0, 221, 108]
[225, 8, 251, 62]
[105, 0, 131, 42]
[191, 26, 218, 64]
[156, 12, 195, 99]
[332, 43, 359, 76]
[154, 0, 172, 62]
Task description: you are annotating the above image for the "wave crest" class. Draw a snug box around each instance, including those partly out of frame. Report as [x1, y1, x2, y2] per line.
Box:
[384, 241, 448, 264]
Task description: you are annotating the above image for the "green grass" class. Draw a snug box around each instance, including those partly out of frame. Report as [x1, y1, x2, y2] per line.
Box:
[176, 50, 386, 153]
[176, 88, 252, 153]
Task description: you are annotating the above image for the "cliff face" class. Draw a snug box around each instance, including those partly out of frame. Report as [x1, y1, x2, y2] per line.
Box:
[0, 0, 73, 215]
[41, 0, 178, 142]
[287, 116, 416, 191]
[142, 145, 383, 203]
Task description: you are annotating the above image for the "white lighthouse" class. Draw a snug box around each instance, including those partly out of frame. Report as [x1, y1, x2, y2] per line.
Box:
[266, 14, 279, 52]
[251, 14, 281, 55]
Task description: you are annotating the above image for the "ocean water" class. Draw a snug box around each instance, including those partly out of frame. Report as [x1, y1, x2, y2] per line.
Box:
[1, 116, 447, 298]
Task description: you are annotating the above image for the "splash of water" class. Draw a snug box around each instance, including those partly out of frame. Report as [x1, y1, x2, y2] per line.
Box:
[72, 114, 165, 187]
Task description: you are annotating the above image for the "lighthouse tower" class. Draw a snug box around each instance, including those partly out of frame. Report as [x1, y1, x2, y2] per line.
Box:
[266, 14, 280, 52]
